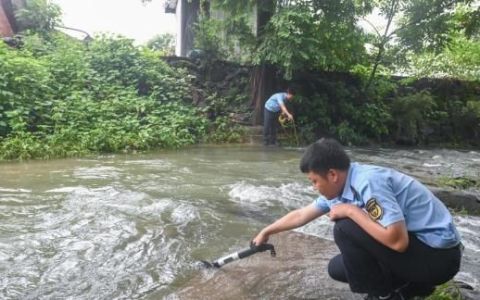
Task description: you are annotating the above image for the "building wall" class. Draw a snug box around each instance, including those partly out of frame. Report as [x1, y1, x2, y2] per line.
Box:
[0, 1, 13, 37]
[174, 0, 182, 56]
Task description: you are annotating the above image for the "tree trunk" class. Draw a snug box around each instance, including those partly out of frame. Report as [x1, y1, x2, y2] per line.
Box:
[181, 0, 201, 56]
[364, 0, 398, 92]
[250, 0, 275, 125]
[250, 64, 275, 125]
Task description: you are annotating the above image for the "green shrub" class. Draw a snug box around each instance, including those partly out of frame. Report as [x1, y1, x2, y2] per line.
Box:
[390, 91, 436, 144]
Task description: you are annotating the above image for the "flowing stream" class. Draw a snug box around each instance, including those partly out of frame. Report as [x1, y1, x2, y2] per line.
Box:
[0, 145, 479, 299]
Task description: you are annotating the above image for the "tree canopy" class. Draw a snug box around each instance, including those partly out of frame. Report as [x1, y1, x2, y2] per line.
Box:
[183, 0, 479, 81]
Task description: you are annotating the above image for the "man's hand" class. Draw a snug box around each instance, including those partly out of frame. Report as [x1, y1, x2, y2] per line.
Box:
[329, 203, 358, 221]
[252, 231, 269, 246]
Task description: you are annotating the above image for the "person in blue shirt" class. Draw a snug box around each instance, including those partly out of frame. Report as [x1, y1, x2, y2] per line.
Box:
[253, 138, 462, 300]
[263, 88, 294, 146]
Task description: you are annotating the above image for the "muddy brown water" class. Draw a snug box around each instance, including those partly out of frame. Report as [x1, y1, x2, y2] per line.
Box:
[0, 145, 479, 299]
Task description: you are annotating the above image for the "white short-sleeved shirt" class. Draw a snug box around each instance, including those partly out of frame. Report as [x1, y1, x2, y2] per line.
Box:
[264, 93, 287, 113]
[313, 163, 461, 249]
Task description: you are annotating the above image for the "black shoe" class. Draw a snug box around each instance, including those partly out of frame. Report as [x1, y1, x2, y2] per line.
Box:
[396, 282, 435, 299]
[364, 291, 406, 300]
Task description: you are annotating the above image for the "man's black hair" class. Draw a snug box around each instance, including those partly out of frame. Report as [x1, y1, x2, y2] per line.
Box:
[286, 86, 295, 94]
[300, 138, 350, 175]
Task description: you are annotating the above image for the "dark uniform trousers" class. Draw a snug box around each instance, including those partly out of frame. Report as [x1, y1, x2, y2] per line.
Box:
[263, 108, 280, 145]
[328, 218, 462, 297]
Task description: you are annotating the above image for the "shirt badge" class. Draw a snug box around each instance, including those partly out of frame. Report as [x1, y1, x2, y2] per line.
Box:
[366, 198, 383, 221]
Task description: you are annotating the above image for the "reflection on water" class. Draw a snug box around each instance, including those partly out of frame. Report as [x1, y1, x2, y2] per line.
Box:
[0, 145, 479, 299]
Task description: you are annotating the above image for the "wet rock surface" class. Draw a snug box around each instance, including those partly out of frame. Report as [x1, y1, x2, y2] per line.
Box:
[172, 231, 358, 300]
[171, 231, 479, 300]
[431, 187, 480, 215]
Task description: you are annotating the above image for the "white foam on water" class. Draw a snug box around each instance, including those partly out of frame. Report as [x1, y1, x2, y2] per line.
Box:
[46, 186, 87, 193]
[228, 181, 280, 206]
[0, 187, 31, 193]
[73, 166, 121, 180]
[422, 163, 442, 167]
[227, 181, 315, 209]
[296, 216, 334, 241]
[171, 203, 198, 225]
[141, 199, 174, 214]
[455, 271, 479, 290]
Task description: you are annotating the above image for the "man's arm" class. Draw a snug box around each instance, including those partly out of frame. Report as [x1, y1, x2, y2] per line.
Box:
[253, 203, 325, 245]
[279, 104, 293, 120]
[330, 204, 409, 252]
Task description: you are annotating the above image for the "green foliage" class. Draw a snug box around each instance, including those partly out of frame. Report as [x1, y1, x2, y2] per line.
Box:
[333, 121, 367, 146]
[221, 13, 257, 63]
[296, 93, 332, 133]
[278, 117, 301, 146]
[146, 33, 175, 55]
[294, 76, 391, 145]
[211, 0, 257, 15]
[194, 18, 225, 59]
[454, 4, 480, 39]
[37, 34, 91, 98]
[356, 0, 478, 91]
[0, 43, 52, 136]
[437, 176, 479, 190]
[196, 0, 477, 91]
[407, 34, 480, 81]
[255, 7, 318, 78]
[206, 116, 246, 143]
[390, 91, 436, 143]
[352, 102, 391, 140]
[50, 88, 206, 151]
[87, 35, 143, 87]
[395, 0, 457, 53]
[256, 6, 367, 78]
[0, 132, 46, 160]
[138, 48, 193, 98]
[0, 32, 240, 161]
[419, 80, 480, 144]
[205, 1, 369, 77]
[466, 100, 480, 119]
[15, 0, 62, 35]
[426, 281, 463, 300]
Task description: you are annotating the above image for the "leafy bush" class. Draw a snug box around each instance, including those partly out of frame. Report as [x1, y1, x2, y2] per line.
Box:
[206, 116, 245, 143]
[0, 43, 52, 135]
[146, 33, 175, 55]
[194, 18, 225, 59]
[0, 33, 240, 161]
[257, 6, 366, 78]
[390, 91, 437, 144]
[15, 0, 61, 35]
[333, 121, 366, 146]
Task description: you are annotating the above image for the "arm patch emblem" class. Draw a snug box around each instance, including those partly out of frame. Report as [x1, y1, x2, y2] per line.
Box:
[366, 198, 383, 221]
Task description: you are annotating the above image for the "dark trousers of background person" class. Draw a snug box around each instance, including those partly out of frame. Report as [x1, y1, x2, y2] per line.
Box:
[263, 109, 280, 145]
[328, 218, 461, 298]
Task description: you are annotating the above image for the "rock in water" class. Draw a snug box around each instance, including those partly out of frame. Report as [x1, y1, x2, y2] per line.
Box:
[171, 231, 360, 300]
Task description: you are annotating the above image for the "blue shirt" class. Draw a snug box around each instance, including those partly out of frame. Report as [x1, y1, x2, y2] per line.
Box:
[265, 93, 287, 113]
[313, 163, 461, 249]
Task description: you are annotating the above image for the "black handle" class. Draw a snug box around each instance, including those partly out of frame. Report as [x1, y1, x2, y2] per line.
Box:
[239, 242, 276, 258]
[207, 242, 276, 268]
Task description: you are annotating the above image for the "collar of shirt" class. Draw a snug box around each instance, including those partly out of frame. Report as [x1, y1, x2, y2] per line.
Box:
[336, 162, 365, 208]
[340, 162, 356, 202]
